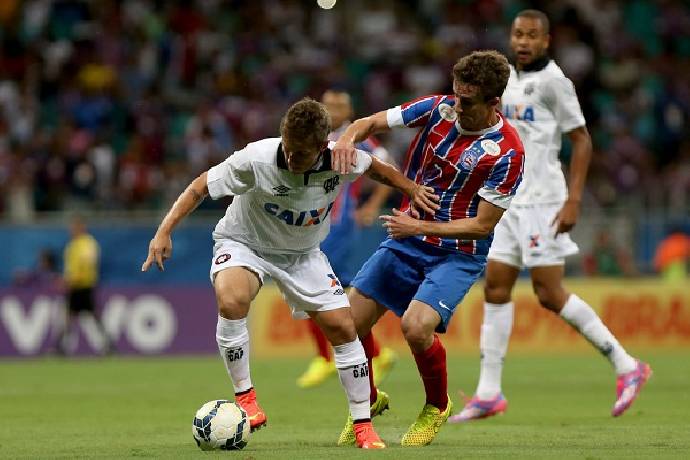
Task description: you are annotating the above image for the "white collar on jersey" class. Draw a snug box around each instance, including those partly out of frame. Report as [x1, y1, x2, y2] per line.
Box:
[455, 113, 503, 136]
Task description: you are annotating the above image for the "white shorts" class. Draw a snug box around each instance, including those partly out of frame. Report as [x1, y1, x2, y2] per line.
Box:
[210, 239, 349, 319]
[488, 202, 579, 268]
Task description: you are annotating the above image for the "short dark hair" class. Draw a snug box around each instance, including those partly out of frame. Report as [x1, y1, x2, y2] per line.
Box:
[452, 50, 510, 100]
[280, 97, 331, 145]
[516, 9, 550, 34]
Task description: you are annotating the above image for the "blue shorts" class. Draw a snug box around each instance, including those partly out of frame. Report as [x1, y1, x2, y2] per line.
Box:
[351, 238, 486, 332]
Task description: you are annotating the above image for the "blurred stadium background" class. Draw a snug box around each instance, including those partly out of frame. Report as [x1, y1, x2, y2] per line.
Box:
[0, 0, 688, 457]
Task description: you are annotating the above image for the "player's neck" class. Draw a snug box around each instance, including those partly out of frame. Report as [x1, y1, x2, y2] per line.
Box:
[516, 53, 550, 72]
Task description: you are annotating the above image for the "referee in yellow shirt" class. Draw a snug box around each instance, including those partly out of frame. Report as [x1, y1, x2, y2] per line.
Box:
[58, 217, 112, 355]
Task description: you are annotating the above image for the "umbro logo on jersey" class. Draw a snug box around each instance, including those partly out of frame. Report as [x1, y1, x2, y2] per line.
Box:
[323, 175, 340, 193]
[272, 185, 291, 196]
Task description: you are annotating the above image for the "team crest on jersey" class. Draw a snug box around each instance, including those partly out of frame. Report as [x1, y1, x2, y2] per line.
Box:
[480, 140, 501, 156]
[323, 175, 340, 193]
[438, 103, 457, 122]
[460, 146, 481, 170]
[524, 82, 535, 95]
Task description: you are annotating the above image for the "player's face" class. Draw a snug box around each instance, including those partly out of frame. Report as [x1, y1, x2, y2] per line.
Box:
[453, 81, 495, 131]
[282, 135, 328, 174]
[510, 17, 549, 68]
[322, 91, 353, 131]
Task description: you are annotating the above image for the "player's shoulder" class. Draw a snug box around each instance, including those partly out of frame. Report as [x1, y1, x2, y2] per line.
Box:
[242, 137, 281, 163]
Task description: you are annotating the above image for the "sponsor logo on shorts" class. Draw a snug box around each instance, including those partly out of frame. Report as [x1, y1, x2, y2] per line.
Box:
[529, 234, 540, 248]
[438, 300, 451, 311]
[327, 273, 341, 288]
[333, 288, 345, 296]
[215, 253, 231, 265]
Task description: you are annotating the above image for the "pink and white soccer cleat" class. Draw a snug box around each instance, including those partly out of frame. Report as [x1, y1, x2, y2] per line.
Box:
[612, 360, 652, 417]
[447, 392, 507, 423]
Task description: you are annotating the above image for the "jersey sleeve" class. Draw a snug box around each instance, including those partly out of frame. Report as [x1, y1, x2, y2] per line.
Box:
[543, 76, 586, 133]
[477, 148, 524, 209]
[343, 149, 373, 181]
[357, 136, 396, 166]
[386, 95, 443, 129]
[206, 146, 256, 199]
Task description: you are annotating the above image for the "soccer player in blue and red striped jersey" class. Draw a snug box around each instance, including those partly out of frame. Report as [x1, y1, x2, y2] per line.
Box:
[331, 50, 524, 446]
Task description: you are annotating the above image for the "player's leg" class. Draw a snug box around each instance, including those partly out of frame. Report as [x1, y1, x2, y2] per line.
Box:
[531, 265, 651, 416]
[335, 288, 390, 447]
[401, 251, 484, 445]
[399, 301, 453, 446]
[452, 209, 522, 422]
[453, 260, 519, 421]
[213, 266, 265, 430]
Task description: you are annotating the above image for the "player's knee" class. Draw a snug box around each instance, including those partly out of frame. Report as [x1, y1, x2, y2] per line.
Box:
[322, 321, 357, 346]
[401, 318, 432, 351]
[532, 283, 565, 312]
[216, 291, 251, 319]
[484, 282, 512, 304]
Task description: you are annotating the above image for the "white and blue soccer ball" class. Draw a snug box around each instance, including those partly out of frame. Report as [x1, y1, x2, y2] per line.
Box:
[192, 400, 250, 451]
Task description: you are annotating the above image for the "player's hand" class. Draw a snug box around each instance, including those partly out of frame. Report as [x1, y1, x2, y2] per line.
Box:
[355, 204, 380, 227]
[551, 200, 580, 236]
[380, 208, 422, 239]
[331, 138, 356, 174]
[141, 232, 173, 272]
[410, 184, 440, 217]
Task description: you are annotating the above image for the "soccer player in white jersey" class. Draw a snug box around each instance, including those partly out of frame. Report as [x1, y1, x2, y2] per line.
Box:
[297, 89, 398, 389]
[450, 10, 652, 423]
[141, 98, 439, 449]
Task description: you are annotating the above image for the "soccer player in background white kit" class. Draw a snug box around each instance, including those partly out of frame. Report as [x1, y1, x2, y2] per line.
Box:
[450, 10, 651, 423]
[141, 98, 439, 449]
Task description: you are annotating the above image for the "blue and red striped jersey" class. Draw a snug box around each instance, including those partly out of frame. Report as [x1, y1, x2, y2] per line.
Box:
[387, 94, 524, 256]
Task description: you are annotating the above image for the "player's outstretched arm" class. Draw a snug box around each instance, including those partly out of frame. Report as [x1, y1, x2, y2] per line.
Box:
[141, 172, 209, 272]
[332, 111, 390, 174]
[552, 125, 592, 235]
[364, 156, 440, 217]
[381, 199, 504, 240]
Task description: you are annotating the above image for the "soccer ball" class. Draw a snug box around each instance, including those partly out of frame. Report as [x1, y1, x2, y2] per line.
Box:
[192, 400, 250, 451]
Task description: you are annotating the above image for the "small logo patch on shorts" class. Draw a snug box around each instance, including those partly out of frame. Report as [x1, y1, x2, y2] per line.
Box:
[215, 254, 231, 265]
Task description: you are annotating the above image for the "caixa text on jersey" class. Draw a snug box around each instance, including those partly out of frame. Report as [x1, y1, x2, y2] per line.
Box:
[263, 201, 335, 226]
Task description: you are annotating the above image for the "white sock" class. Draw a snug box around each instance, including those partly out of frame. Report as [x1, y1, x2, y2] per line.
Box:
[333, 339, 370, 421]
[476, 302, 514, 399]
[560, 294, 637, 374]
[216, 315, 253, 393]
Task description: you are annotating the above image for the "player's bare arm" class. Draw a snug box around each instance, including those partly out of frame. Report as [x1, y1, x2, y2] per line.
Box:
[381, 199, 504, 240]
[332, 111, 390, 174]
[141, 172, 209, 272]
[551, 125, 592, 235]
[365, 156, 440, 217]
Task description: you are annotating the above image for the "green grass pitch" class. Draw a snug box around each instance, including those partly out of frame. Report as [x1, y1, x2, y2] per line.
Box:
[1, 351, 688, 459]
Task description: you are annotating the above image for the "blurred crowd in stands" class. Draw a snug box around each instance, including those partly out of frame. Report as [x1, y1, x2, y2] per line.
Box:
[0, 0, 689, 221]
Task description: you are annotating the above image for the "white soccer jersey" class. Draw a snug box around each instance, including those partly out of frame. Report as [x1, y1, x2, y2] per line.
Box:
[502, 60, 586, 205]
[206, 137, 372, 254]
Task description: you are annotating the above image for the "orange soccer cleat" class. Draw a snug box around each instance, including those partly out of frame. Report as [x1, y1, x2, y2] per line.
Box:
[353, 421, 386, 449]
[235, 388, 267, 432]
